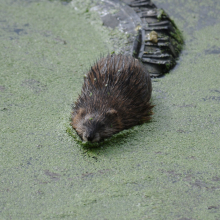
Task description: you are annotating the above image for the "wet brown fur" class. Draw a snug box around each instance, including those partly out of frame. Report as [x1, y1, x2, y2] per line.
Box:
[71, 54, 153, 142]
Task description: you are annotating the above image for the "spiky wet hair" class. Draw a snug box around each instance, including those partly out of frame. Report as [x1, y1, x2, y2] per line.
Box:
[71, 54, 153, 142]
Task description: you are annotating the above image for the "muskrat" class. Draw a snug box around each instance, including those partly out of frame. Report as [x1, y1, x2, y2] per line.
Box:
[71, 54, 153, 142]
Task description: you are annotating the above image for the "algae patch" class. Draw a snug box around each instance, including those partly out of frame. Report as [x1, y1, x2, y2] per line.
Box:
[1, 0, 220, 219]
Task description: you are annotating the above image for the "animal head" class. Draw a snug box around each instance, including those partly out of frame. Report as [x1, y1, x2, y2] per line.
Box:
[71, 108, 120, 142]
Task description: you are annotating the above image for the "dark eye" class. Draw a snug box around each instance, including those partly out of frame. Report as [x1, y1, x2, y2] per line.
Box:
[96, 122, 105, 129]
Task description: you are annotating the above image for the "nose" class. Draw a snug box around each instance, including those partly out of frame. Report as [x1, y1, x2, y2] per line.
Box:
[87, 133, 94, 142]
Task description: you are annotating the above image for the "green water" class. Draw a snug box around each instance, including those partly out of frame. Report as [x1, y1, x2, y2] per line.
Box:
[1, 0, 220, 219]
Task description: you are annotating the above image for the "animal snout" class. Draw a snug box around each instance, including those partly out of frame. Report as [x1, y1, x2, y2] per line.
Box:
[86, 133, 95, 142]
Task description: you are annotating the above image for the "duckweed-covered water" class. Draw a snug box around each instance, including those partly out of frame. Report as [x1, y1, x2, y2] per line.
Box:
[1, 0, 220, 219]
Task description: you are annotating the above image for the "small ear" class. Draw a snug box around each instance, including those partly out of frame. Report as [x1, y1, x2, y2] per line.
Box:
[106, 109, 118, 116]
[78, 108, 86, 117]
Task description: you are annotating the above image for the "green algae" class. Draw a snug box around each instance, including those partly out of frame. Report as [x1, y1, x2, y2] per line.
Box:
[1, 0, 220, 219]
